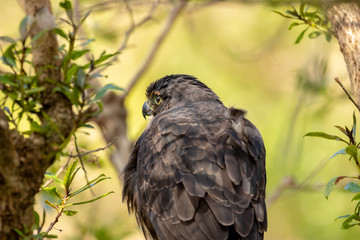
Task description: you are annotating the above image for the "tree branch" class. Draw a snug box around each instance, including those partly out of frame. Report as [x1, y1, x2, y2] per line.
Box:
[117, 0, 158, 57]
[126, 0, 187, 94]
[335, 77, 360, 112]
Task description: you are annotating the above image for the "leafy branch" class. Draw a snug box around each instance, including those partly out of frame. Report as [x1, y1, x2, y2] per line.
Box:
[0, 0, 124, 137]
[305, 77, 360, 230]
[273, 3, 332, 44]
[37, 161, 113, 239]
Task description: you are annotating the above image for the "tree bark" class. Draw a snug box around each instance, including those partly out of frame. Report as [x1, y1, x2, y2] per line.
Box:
[326, 2, 360, 105]
[0, 1, 73, 239]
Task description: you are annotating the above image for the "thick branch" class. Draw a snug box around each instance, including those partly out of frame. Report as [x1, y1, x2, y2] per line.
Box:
[326, 3, 360, 105]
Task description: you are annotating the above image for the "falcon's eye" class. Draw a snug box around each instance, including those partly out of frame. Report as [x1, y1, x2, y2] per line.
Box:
[154, 95, 162, 105]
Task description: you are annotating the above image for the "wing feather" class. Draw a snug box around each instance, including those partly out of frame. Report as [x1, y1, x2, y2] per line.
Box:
[194, 199, 229, 240]
[173, 184, 199, 221]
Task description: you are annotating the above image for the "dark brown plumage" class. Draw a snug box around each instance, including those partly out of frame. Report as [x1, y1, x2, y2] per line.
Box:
[122, 74, 267, 240]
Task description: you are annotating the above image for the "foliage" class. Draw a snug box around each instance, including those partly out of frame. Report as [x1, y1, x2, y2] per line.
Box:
[0, 0, 123, 135]
[15, 161, 114, 239]
[273, 3, 332, 44]
[305, 110, 360, 229]
[0, 0, 123, 238]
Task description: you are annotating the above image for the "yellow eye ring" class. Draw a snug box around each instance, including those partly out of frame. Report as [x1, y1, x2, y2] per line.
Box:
[154, 95, 162, 105]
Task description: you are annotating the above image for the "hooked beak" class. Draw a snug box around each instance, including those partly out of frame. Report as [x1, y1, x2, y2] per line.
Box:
[142, 100, 153, 119]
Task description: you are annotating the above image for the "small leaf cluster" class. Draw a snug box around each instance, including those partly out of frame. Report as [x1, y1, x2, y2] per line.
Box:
[0, 0, 124, 135]
[13, 161, 113, 239]
[37, 161, 113, 239]
[305, 112, 360, 229]
[273, 3, 332, 44]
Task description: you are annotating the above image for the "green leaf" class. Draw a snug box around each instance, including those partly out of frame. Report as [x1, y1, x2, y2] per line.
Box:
[325, 176, 347, 199]
[352, 192, 360, 201]
[60, 0, 72, 10]
[53, 28, 68, 40]
[344, 182, 360, 193]
[335, 125, 347, 136]
[335, 214, 351, 221]
[79, 10, 92, 27]
[299, 3, 305, 17]
[71, 85, 81, 106]
[63, 210, 79, 216]
[345, 145, 358, 161]
[67, 191, 114, 206]
[44, 172, 64, 188]
[75, 68, 86, 90]
[295, 27, 309, 44]
[92, 84, 125, 102]
[286, 9, 299, 18]
[330, 148, 346, 159]
[65, 63, 79, 84]
[14, 228, 25, 237]
[2, 43, 17, 68]
[0, 74, 18, 87]
[25, 86, 46, 95]
[60, 0, 73, 22]
[308, 31, 321, 39]
[44, 200, 58, 211]
[289, 22, 300, 30]
[304, 132, 348, 143]
[19, 16, 29, 40]
[0, 36, 16, 44]
[69, 174, 111, 197]
[41, 186, 63, 200]
[31, 28, 50, 43]
[79, 38, 95, 47]
[63, 161, 79, 190]
[30, 119, 48, 133]
[83, 51, 119, 68]
[33, 211, 40, 228]
[39, 233, 58, 238]
[324, 32, 332, 42]
[342, 214, 360, 230]
[81, 123, 95, 129]
[352, 111, 357, 140]
[272, 10, 293, 19]
[71, 49, 90, 60]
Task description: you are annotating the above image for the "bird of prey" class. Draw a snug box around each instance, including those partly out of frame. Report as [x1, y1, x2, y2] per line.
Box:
[122, 74, 267, 240]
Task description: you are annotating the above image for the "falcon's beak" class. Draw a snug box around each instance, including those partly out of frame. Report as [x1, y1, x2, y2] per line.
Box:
[142, 100, 153, 119]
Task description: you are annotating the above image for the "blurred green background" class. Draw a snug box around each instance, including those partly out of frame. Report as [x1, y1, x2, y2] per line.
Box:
[1, 0, 360, 239]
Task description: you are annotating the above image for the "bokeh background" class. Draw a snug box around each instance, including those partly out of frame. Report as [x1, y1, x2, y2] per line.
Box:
[1, 0, 359, 239]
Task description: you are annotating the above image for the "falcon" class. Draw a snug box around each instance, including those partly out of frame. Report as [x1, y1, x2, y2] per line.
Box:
[122, 74, 267, 240]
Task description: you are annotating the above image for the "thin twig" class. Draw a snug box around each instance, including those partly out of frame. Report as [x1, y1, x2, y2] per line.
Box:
[73, 134, 93, 195]
[125, 0, 187, 95]
[41, 155, 72, 189]
[267, 157, 329, 207]
[267, 175, 323, 208]
[266, 176, 295, 207]
[96, 0, 158, 72]
[67, 137, 117, 158]
[117, 0, 158, 54]
[41, 209, 63, 240]
[335, 77, 360, 112]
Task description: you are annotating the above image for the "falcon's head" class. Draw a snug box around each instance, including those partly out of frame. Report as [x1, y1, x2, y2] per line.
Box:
[142, 74, 221, 119]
